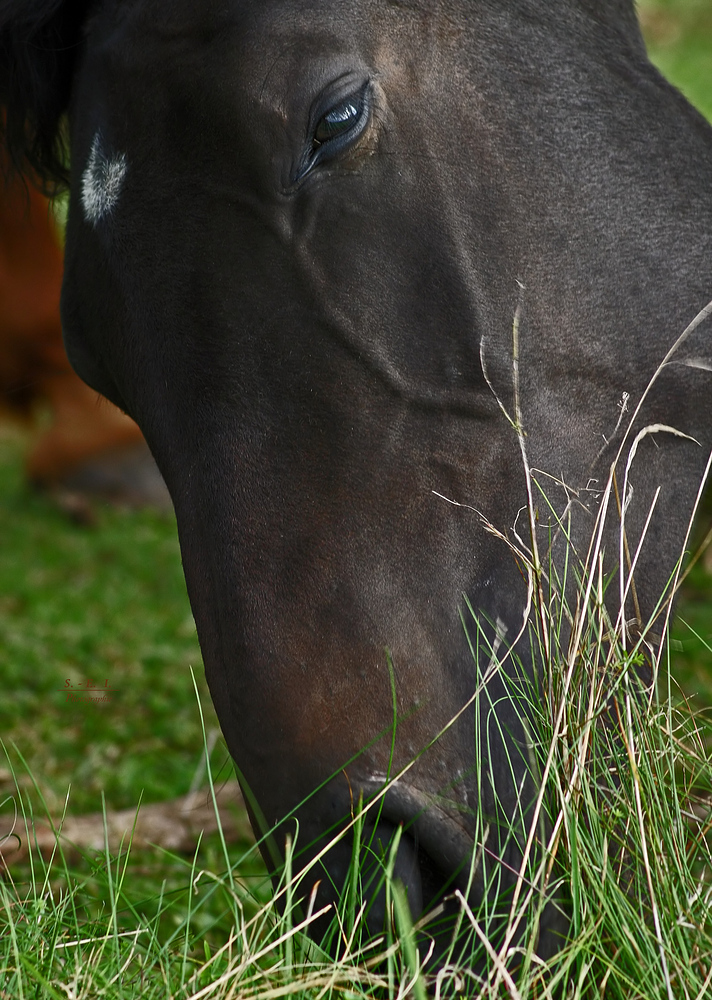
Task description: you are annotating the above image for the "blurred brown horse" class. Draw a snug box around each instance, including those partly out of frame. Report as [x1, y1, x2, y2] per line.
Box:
[0, 162, 168, 508]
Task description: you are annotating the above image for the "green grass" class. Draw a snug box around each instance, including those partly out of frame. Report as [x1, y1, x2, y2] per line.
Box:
[3, 422, 712, 996]
[640, 0, 712, 121]
[639, 0, 712, 710]
[0, 429, 268, 985]
[0, 429, 225, 815]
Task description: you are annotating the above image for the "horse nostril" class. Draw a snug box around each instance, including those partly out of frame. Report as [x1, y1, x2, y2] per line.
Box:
[416, 843, 453, 911]
[358, 821, 423, 932]
[360, 827, 474, 965]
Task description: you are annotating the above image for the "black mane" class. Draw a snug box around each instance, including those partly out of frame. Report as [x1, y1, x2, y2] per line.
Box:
[0, 0, 93, 187]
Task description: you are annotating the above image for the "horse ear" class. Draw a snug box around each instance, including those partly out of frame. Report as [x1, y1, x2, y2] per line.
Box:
[0, 0, 93, 190]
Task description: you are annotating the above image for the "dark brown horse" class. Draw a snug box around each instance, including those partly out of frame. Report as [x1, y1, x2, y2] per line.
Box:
[2, 0, 711, 967]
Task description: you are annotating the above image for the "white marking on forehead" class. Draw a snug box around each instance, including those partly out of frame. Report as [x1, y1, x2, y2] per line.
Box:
[81, 132, 127, 226]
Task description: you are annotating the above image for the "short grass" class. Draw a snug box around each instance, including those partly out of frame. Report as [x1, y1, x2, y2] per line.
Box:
[0, 426, 268, 979]
[0, 428, 225, 816]
[3, 406, 712, 996]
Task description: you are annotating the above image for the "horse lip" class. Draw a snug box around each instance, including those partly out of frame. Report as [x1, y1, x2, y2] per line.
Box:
[358, 778, 475, 889]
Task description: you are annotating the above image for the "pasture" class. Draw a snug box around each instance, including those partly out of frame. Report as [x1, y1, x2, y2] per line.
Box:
[2, 0, 712, 996]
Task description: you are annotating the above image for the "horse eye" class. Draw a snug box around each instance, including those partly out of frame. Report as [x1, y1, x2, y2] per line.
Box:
[313, 97, 361, 146]
[294, 82, 371, 183]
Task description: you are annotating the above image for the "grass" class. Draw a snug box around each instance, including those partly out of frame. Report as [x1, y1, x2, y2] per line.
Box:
[0, 427, 223, 816]
[639, 0, 712, 121]
[1, 3, 712, 995]
[3, 635, 709, 999]
[637, 0, 712, 710]
[4, 377, 712, 995]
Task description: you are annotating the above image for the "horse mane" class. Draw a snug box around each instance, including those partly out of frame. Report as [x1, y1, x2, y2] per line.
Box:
[0, 0, 94, 190]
